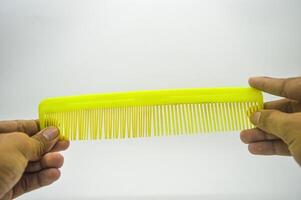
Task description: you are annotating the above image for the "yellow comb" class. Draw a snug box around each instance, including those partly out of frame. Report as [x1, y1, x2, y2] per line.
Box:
[39, 87, 263, 140]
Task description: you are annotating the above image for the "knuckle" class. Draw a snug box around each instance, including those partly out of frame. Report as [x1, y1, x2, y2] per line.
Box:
[19, 176, 32, 194]
[283, 77, 301, 100]
[260, 78, 269, 90]
[11, 132, 47, 159]
[280, 78, 290, 97]
[292, 78, 301, 100]
[291, 101, 301, 112]
[12, 132, 32, 149]
[0, 158, 22, 195]
[12, 131, 28, 138]
[32, 138, 47, 157]
[15, 120, 26, 133]
[277, 114, 301, 145]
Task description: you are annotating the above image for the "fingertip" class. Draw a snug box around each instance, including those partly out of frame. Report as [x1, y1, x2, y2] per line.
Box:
[38, 168, 61, 186]
[56, 154, 64, 168]
[248, 144, 260, 155]
[51, 168, 61, 180]
[248, 76, 272, 88]
[59, 140, 70, 150]
[62, 140, 70, 149]
[240, 130, 249, 144]
[248, 76, 260, 86]
[50, 140, 70, 152]
[46, 152, 64, 168]
[45, 168, 61, 182]
[248, 142, 275, 155]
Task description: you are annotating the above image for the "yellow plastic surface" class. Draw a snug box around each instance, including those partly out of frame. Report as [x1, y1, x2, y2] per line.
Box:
[39, 87, 263, 140]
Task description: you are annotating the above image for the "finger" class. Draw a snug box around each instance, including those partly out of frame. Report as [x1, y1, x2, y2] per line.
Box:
[12, 168, 60, 198]
[0, 120, 40, 135]
[249, 76, 301, 100]
[250, 110, 301, 146]
[17, 127, 60, 161]
[25, 152, 64, 173]
[50, 140, 70, 152]
[240, 128, 278, 144]
[264, 99, 301, 113]
[248, 140, 291, 156]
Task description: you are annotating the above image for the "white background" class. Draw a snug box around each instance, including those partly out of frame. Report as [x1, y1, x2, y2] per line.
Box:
[0, 0, 301, 199]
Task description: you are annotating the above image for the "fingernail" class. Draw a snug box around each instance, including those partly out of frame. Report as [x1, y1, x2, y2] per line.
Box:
[251, 112, 261, 125]
[248, 77, 259, 85]
[42, 127, 59, 141]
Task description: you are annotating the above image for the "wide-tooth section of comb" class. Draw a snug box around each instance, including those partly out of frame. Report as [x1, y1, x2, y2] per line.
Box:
[42, 101, 262, 140]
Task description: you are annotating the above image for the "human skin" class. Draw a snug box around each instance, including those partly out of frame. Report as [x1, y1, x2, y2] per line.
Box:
[0, 120, 70, 199]
[240, 76, 301, 165]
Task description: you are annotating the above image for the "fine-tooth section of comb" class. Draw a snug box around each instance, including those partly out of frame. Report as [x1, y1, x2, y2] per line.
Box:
[39, 87, 263, 140]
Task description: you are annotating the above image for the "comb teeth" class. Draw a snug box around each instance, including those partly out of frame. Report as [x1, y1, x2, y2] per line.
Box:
[43, 102, 261, 140]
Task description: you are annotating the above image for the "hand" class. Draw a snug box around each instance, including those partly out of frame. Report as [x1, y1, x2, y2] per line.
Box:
[240, 76, 301, 165]
[0, 120, 70, 199]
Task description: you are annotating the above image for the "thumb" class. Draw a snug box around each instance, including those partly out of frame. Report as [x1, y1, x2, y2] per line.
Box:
[22, 126, 60, 161]
[250, 110, 298, 147]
